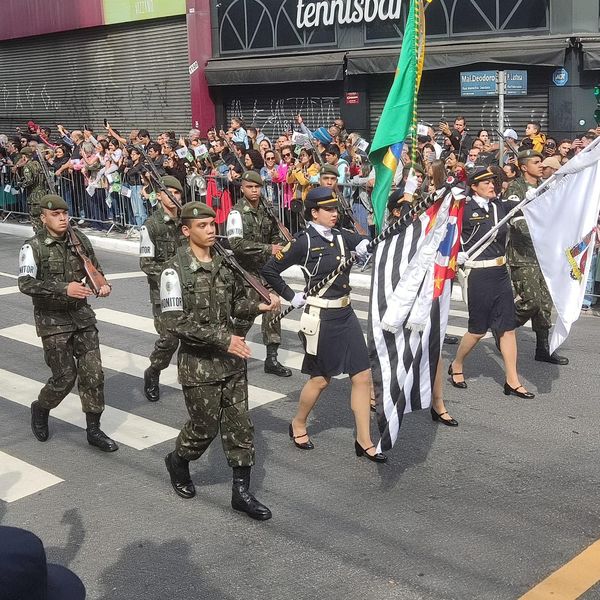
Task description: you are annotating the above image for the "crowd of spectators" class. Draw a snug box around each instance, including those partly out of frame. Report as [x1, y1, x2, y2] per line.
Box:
[0, 114, 598, 307]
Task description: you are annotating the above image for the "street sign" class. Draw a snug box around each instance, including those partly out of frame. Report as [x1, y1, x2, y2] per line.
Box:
[553, 67, 569, 87]
[460, 70, 528, 97]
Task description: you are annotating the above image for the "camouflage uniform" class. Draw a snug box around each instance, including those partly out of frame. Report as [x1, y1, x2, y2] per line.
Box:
[18, 228, 105, 413]
[21, 160, 46, 233]
[228, 197, 285, 345]
[159, 244, 263, 466]
[139, 206, 184, 371]
[504, 176, 552, 331]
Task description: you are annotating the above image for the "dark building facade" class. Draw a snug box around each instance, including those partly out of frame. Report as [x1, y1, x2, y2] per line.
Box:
[205, 0, 600, 140]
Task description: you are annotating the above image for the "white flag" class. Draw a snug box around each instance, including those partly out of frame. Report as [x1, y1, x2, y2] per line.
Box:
[523, 137, 600, 353]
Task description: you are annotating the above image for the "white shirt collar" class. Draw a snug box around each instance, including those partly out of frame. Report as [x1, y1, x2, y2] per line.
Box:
[472, 194, 491, 211]
[309, 221, 333, 241]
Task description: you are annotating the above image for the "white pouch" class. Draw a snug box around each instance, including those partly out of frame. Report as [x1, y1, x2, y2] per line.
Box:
[299, 306, 321, 355]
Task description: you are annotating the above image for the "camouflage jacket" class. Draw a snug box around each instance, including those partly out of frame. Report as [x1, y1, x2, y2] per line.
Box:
[228, 197, 285, 273]
[139, 206, 184, 303]
[503, 176, 540, 266]
[159, 243, 263, 384]
[21, 160, 46, 206]
[18, 228, 100, 337]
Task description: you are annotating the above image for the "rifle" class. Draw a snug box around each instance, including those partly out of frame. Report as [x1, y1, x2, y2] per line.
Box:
[272, 177, 459, 324]
[35, 147, 108, 295]
[140, 153, 273, 304]
[221, 136, 293, 243]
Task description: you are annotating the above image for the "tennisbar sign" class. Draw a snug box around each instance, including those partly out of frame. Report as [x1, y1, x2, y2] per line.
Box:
[296, 0, 403, 28]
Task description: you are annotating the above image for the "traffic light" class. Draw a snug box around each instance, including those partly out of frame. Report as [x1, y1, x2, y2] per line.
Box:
[594, 85, 600, 125]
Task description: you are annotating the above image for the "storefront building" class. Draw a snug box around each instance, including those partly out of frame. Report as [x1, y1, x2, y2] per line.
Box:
[205, 0, 600, 140]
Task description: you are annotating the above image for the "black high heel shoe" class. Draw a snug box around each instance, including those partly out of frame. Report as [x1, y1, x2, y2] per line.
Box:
[503, 383, 535, 399]
[354, 441, 387, 463]
[431, 407, 458, 427]
[288, 423, 314, 450]
[448, 364, 467, 389]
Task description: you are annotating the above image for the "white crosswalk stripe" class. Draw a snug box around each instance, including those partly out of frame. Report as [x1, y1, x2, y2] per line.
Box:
[0, 365, 179, 450]
[0, 450, 63, 503]
[0, 286, 19, 296]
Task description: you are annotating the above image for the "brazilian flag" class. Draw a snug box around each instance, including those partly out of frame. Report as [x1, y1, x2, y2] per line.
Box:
[369, 0, 427, 231]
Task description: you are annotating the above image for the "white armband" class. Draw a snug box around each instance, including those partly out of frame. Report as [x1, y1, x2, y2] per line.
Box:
[226, 210, 243, 239]
[139, 226, 155, 258]
[160, 269, 183, 313]
[18, 244, 37, 278]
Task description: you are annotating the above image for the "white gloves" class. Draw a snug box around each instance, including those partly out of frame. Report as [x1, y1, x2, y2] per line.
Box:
[355, 239, 370, 260]
[291, 292, 306, 308]
[403, 169, 419, 196]
[457, 252, 468, 266]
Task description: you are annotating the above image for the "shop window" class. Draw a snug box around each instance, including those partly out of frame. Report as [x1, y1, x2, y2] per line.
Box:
[275, 0, 336, 48]
[219, 0, 275, 53]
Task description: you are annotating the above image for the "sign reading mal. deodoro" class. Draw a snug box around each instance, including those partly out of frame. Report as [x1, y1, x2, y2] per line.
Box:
[296, 0, 403, 28]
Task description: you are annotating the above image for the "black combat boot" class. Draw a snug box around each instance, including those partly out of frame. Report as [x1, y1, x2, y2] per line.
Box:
[85, 413, 119, 452]
[30, 401, 50, 442]
[264, 344, 292, 377]
[231, 466, 272, 521]
[143, 367, 160, 402]
[534, 330, 569, 365]
[164, 451, 196, 499]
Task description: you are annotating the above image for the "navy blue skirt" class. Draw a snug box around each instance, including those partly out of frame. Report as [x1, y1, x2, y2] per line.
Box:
[300, 305, 369, 377]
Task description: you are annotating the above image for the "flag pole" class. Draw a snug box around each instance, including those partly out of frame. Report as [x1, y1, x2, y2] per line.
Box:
[465, 136, 600, 258]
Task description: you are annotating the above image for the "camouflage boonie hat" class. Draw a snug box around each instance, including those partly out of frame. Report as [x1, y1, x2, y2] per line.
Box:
[241, 171, 263, 186]
[180, 201, 216, 220]
[161, 175, 183, 192]
[40, 194, 68, 211]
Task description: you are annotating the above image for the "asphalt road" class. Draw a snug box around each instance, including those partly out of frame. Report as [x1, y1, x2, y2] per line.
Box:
[0, 230, 599, 600]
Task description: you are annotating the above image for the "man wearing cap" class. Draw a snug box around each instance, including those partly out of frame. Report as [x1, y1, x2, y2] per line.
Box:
[160, 201, 279, 520]
[18, 194, 118, 451]
[503, 150, 568, 365]
[541, 156, 562, 181]
[16, 146, 46, 232]
[140, 176, 185, 402]
[226, 170, 291, 377]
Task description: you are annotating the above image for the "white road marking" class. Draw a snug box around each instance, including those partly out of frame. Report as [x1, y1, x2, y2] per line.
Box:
[0, 286, 19, 296]
[0, 451, 64, 503]
[0, 271, 18, 280]
[0, 365, 179, 450]
[104, 271, 147, 280]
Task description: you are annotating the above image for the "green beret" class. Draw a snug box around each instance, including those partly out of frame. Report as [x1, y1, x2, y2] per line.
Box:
[319, 164, 339, 177]
[180, 201, 216, 220]
[517, 150, 543, 162]
[161, 175, 183, 193]
[40, 194, 68, 211]
[19, 147, 34, 157]
[402, 162, 425, 176]
[241, 170, 263, 186]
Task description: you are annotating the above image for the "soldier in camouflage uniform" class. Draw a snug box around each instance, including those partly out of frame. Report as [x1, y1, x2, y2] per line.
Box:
[226, 170, 291, 377]
[140, 175, 185, 401]
[16, 147, 46, 233]
[503, 150, 568, 365]
[18, 194, 118, 452]
[161, 201, 279, 520]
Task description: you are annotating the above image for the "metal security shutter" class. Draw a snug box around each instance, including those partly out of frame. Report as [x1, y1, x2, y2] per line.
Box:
[369, 67, 551, 142]
[0, 17, 191, 137]
[223, 87, 341, 140]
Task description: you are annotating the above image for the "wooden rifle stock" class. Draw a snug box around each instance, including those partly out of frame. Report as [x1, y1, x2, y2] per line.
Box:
[67, 226, 108, 295]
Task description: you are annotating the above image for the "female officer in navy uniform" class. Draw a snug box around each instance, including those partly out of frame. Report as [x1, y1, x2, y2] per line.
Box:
[449, 168, 534, 398]
[262, 186, 387, 463]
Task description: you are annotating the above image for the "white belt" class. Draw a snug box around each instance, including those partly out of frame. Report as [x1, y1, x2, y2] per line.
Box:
[464, 256, 506, 269]
[306, 295, 351, 309]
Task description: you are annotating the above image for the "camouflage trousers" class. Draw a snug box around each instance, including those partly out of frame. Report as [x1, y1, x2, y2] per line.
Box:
[28, 202, 43, 234]
[38, 326, 105, 413]
[176, 370, 255, 467]
[149, 302, 179, 371]
[261, 307, 281, 346]
[511, 264, 553, 332]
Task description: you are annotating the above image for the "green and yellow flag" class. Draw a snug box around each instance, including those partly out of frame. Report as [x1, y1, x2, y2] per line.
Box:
[369, 0, 428, 230]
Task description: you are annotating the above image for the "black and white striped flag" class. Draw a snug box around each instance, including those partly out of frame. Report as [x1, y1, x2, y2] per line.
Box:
[369, 193, 462, 452]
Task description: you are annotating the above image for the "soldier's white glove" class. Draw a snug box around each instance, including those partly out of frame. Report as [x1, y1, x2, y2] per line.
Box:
[355, 239, 370, 260]
[404, 169, 419, 196]
[525, 188, 538, 201]
[291, 292, 306, 309]
[457, 251, 468, 266]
